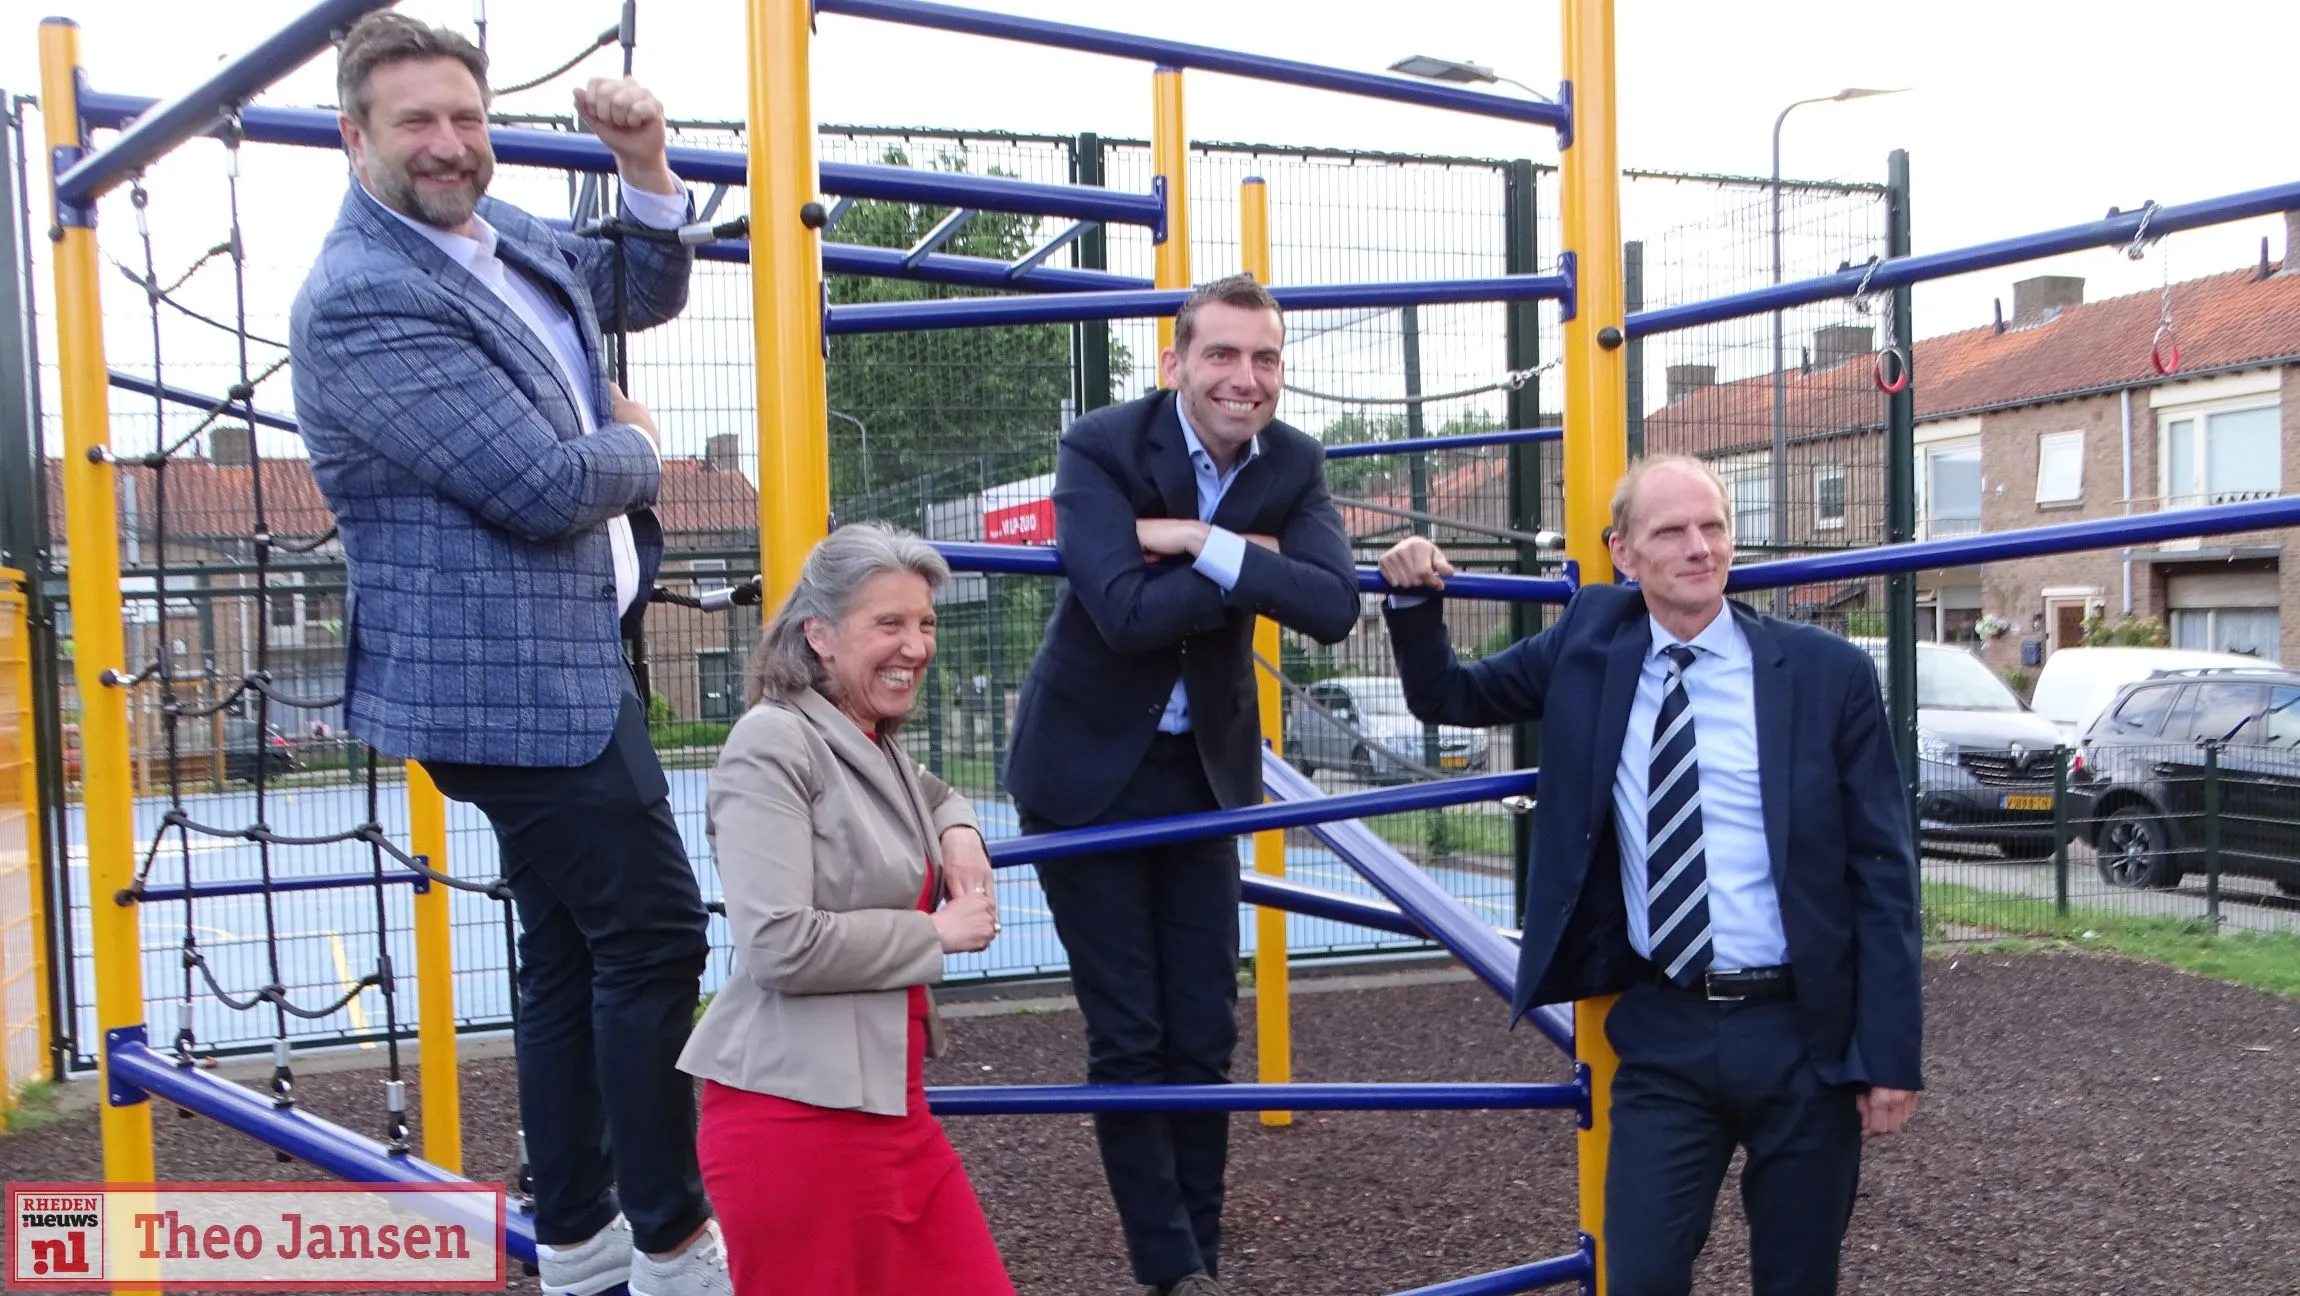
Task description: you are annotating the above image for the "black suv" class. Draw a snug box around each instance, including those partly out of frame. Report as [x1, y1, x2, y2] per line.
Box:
[2072, 667, 2300, 892]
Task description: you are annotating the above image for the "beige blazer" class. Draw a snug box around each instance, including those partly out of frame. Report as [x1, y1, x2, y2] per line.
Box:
[677, 688, 980, 1116]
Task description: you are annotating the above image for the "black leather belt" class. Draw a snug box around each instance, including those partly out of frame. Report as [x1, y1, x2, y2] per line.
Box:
[1654, 963, 1795, 1003]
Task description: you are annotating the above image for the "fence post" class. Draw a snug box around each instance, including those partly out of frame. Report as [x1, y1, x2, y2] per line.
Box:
[2202, 739, 2223, 926]
[2051, 745, 2070, 917]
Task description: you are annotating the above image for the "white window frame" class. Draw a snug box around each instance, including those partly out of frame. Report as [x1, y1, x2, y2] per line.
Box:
[1812, 465, 1847, 531]
[689, 557, 729, 595]
[2035, 430, 2084, 505]
[1715, 452, 1773, 547]
[1919, 438, 1982, 540]
[2157, 397, 2281, 510]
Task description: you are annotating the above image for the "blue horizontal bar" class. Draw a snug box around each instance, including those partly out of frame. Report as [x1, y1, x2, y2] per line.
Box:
[1324, 426, 1563, 460]
[1392, 1249, 1593, 1296]
[133, 869, 428, 904]
[931, 540, 1573, 604]
[1240, 873, 1425, 940]
[540, 218, 1149, 291]
[53, 0, 395, 207]
[827, 274, 1572, 335]
[1629, 178, 2300, 337]
[986, 768, 1538, 868]
[926, 1081, 1581, 1115]
[815, 0, 1567, 130]
[108, 373, 300, 434]
[1728, 494, 2300, 591]
[820, 160, 1162, 227]
[822, 242, 1150, 292]
[105, 1033, 537, 1263]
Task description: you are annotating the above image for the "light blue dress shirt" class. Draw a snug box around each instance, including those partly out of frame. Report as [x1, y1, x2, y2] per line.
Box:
[1155, 404, 1259, 734]
[1609, 603, 1789, 970]
[364, 179, 687, 616]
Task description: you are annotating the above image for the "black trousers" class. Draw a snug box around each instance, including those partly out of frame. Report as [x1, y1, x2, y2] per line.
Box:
[426, 687, 711, 1254]
[1601, 980, 1864, 1296]
[1022, 733, 1242, 1287]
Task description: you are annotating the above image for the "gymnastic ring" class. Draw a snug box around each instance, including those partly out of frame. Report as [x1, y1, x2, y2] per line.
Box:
[1873, 347, 1911, 395]
[2151, 334, 2181, 376]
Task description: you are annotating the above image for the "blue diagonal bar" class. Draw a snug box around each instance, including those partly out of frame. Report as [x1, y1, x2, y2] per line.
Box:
[1240, 874, 1424, 940]
[108, 373, 300, 434]
[1727, 494, 2300, 591]
[814, 0, 1568, 130]
[53, 0, 396, 208]
[131, 870, 428, 904]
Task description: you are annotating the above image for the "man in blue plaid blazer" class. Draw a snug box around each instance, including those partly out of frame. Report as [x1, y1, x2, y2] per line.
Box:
[290, 14, 724, 1296]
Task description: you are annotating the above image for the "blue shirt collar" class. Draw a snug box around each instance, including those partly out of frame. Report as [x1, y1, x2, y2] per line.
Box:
[1648, 601, 1744, 664]
[1174, 398, 1261, 479]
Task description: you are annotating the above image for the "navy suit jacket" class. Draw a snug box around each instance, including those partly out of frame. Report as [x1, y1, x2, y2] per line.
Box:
[1006, 391, 1358, 827]
[1386, 585, 1923, 1092]
[290, 187, 691, 767]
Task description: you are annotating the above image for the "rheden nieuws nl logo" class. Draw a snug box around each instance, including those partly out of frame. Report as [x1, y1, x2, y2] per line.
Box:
[6, 1183, 507, 1291]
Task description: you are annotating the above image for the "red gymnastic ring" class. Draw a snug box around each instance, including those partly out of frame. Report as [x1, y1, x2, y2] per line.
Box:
[2151, 338, 2181, 376]
[1873, 348, 1911, 394]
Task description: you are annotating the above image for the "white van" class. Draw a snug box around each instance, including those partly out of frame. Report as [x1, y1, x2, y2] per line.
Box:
[2028, 647, 2278, 741]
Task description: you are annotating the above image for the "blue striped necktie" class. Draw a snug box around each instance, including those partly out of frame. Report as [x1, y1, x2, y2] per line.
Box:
[1647, 644, 1715, 986]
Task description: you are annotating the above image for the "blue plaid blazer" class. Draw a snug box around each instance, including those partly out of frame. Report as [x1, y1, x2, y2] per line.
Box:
[290, 187, 693, 767]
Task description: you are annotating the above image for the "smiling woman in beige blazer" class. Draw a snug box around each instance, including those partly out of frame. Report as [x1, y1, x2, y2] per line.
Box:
[680, 523, 1013, 1296]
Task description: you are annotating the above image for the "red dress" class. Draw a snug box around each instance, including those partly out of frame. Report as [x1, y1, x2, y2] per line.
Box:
[697, 867, 1013, 1295]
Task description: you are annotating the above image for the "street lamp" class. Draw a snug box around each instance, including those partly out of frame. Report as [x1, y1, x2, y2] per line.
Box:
[828, 409, 871, 497]
[1769, 86, 1907, 614]
[1387, 54, 1555, 103]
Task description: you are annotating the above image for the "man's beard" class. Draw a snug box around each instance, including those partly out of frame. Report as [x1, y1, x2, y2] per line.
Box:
[373, 153, 493, 229]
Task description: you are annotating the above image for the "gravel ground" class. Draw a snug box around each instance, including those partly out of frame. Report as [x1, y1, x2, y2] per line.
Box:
[5, 950, 2297, 1295]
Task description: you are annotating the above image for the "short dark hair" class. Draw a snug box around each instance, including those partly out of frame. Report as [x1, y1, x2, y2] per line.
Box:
[336, 12, 490, 125]
[1171, 273, 1283, 354]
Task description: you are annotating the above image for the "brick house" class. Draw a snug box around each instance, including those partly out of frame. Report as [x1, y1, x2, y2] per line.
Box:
[45, 430, 766, 729]
[1647, 213, 2300, 670]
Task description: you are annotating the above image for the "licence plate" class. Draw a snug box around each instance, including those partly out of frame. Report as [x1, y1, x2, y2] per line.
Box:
[1440, 754, 1469, 769]
[2000, 794, 2053, 811]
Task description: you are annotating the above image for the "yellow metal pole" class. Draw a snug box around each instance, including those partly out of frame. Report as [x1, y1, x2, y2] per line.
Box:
[1238, 179, 1292, 1128]
[1151, 67, 1190, 362]
[40, 16, 155, 1183]
[0, 570, 47, 1116]
[1559, 0, 1626, 1288]
[749, 0, 831, 608]
[407, 762, 459, 1170]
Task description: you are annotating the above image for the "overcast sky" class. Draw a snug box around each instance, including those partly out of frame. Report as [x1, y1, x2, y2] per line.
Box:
[15, 0, 2296, 333]
[11, 0, 2299, 461]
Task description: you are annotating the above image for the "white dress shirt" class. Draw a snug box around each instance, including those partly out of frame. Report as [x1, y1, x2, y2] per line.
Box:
[365, 180, 686, 616]
[1609, 603, 1789, 970]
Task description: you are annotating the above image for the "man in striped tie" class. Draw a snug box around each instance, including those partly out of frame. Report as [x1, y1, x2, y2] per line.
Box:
[1377, 455, 1922, 1296]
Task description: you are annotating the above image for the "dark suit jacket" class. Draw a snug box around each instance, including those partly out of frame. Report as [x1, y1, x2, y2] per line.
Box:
[1386, 584, 1923, 1091]
[1007, 391, 1358, 826]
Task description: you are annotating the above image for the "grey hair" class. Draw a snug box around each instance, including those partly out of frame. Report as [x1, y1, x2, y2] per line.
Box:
[1609, 454, 1733, 539]
[744, 522, 951, 711]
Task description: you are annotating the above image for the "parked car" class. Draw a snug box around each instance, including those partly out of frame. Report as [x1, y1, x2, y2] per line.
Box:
[2028, 646, 2272, 743]
[1856, 640, 2067, 857]
[1287, 676, 1489, 783]
[2071, 666, 2300, 893]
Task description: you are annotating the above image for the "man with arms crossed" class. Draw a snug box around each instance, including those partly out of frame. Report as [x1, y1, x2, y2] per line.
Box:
[1379, 455, 1921, 1296]
[1006, 275, 1359, 1296]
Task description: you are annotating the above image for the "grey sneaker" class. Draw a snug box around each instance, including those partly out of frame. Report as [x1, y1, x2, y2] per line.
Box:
[535, 1214, 632, 1296]
[1161, 1276, 1225, 1296]
[629, 1219, 732, 1296]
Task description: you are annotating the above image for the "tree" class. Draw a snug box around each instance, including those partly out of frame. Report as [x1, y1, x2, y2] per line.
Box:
[825, 146, 1132, 527]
